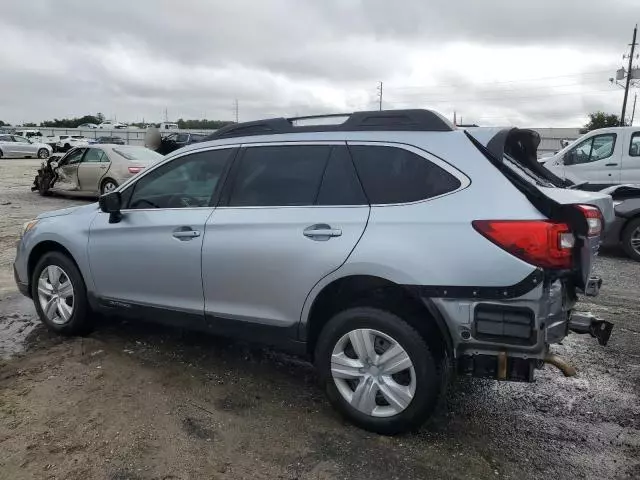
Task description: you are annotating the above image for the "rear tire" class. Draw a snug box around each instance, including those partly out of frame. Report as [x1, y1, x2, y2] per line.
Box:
[31, 252, 92, 335]
[37, 148, 49, 159]
[315, 307, 441, 435]
[0, 149, 3, 158]
[621, 217, 640, 262]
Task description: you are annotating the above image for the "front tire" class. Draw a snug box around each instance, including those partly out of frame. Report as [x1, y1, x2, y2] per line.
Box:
[37, 148, 49, 159]
[315, 307, 441, 434]
[100, 178, 118, 195]
[31, 252, 92, 335]
[621, 217, 640, 262]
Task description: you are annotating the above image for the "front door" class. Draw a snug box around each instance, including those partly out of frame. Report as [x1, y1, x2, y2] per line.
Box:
[563, 132, 620, 186]
[55, 148, 86, 191]
[202, 143, 369, 330]
[77, 147, 109, 193]
[87, 147, 234, 316]
[11, 135, 33, 156]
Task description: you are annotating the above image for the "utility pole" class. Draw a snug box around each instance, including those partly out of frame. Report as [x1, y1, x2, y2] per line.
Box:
[631, 92, 638, 125]
[620, 24, 638, 126]
[234, 99, 239, 123]
[377, 81, 383, 111]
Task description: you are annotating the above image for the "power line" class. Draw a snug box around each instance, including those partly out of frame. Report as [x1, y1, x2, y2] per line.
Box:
[385, 87, 620, 105]
[390, 69, 614, 92]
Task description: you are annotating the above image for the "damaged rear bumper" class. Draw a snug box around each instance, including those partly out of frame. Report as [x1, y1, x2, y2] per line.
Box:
[429, 275, 613, 382]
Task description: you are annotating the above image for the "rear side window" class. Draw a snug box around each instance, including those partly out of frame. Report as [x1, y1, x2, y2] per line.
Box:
[228, 145, 331, 207]
[348, 145, 461, 204]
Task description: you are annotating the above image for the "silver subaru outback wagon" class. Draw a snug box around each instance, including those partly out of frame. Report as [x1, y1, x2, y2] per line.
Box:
[14, 110, 615, 434]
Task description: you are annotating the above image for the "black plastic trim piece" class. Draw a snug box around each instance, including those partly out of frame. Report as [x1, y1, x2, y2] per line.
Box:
[404, 269, 544, 300]
[90, 295, 306, 356]
[204, 109, 454, 141]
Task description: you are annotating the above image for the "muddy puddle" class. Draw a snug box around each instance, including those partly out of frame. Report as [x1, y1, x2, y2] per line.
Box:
[0, 294, 41, 359]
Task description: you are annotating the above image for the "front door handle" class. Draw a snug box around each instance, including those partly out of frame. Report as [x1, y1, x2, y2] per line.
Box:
[605, 163, 618, 166]
[303, 224, 342, 241]
[172, 227, 201, 240]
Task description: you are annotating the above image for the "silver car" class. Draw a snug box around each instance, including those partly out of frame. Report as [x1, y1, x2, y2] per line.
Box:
[36, 145, 163, 197]
[0, 134, 52, 159]
[14, 109, 616, 434]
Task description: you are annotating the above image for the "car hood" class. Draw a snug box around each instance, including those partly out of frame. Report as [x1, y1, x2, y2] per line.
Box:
[37, 203, 98, 219]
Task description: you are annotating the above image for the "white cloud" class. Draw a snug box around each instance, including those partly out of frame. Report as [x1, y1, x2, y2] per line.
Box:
[0, 1, 636, 127]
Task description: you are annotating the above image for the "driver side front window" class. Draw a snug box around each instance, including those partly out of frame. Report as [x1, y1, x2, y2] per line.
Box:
[567, 134, 616, 165]
[125, 148, 232, 209]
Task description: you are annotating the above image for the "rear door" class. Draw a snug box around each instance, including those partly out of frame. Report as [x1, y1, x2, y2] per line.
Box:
[77, 147, 108, 193]
[202, 143, 369, 331]
[621, 129, 640, 183]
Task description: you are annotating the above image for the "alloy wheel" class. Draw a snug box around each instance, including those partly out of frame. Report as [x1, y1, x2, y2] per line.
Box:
[38, 149, 49, 159]
[331, 328, 416, 417]
[631, 226, 640, 256]
[37, 265, 75, 325]
[102, 181, 117, 194]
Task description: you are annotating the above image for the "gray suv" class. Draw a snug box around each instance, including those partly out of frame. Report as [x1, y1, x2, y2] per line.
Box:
[14, 110, 615, 434]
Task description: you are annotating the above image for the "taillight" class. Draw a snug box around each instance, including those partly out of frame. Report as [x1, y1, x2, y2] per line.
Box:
[472, 220, 574, 269]
[575, 205, 602, 236]
[128, 167, 143, 174]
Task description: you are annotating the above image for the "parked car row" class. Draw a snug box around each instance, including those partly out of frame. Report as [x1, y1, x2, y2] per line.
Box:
[16, 109, 615, 434]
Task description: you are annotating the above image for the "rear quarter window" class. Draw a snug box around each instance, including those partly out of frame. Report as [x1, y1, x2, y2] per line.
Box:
[348, 145, 462, 204]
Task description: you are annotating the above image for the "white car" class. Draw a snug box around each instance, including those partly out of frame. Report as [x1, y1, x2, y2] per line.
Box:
[0, 134, 52, 158]
[98, 121, 127, 129]
[56, 135, 90, 152]
[78, 123, 98, 129]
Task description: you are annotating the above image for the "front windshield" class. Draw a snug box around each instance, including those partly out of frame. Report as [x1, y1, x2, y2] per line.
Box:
[113, 146, 163, 163]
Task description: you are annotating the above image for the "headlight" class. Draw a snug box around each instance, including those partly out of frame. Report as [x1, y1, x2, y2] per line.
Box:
[22, 220, 38, 237]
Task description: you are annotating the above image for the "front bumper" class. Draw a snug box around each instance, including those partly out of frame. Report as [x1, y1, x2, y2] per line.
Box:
[14, 264, 30, 297]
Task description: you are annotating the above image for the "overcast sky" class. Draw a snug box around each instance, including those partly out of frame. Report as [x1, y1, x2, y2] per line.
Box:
[1, 0, 638, 127]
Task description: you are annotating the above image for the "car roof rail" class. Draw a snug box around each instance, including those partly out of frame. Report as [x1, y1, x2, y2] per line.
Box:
[204, 109, 454, 140]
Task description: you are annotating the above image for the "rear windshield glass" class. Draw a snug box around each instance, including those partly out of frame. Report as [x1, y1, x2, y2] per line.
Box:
[113, 146, 163, 163]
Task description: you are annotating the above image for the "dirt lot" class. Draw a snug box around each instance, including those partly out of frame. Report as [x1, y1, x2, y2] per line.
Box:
[1, 158, 639, 480]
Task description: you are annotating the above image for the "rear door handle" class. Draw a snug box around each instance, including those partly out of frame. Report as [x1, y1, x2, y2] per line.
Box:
[172, 227, 201, 240]
[303, 224, 342, 240]
[605, 163, 618, 166]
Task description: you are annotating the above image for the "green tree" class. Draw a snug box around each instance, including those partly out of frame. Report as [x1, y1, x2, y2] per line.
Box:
[176, 118, 234, 129]
[22, 122, 38, 127]
[40, 115, 101, 128]
[97, 112, 105, 123]
[582, 112, 620, 133]
[0, 120, 6, 127]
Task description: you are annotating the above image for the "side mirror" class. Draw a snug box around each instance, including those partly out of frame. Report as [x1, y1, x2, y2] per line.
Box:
[563, 152, 574, 166]
[99, 191, 122, 223]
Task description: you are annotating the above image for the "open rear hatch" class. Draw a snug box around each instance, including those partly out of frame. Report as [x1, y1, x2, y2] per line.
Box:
[466, 127, 615, 292]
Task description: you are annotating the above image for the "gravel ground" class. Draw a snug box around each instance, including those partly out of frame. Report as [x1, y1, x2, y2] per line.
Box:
[0, 158, 639, 480]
